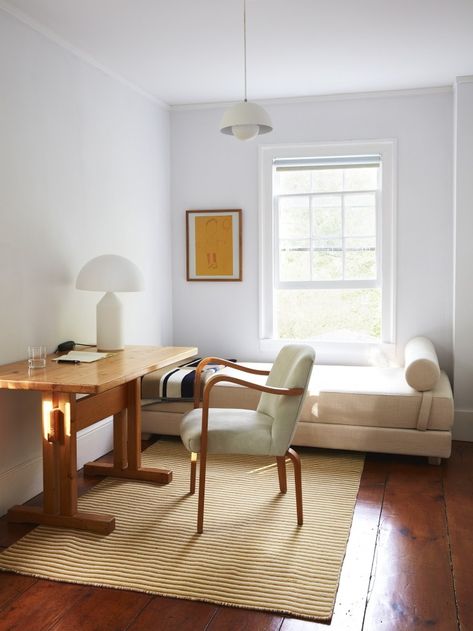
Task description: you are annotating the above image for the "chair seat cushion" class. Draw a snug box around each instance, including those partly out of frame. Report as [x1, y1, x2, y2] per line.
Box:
[180, 408, 274, 455]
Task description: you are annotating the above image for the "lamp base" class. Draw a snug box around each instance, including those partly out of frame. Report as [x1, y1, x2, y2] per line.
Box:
[96, 292, 124, 352]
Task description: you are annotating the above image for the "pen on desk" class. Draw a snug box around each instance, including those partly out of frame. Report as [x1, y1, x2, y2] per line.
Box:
[57, 360, 81, 364]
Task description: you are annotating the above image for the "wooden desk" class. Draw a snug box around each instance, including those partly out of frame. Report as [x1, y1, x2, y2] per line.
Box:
[0, 345, 197, 534]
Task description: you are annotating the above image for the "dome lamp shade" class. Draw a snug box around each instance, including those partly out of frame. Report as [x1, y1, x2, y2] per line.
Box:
[76, 254, 144, 352]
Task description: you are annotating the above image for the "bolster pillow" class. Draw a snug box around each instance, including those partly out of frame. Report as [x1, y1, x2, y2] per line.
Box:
[404, 336, 440, 391]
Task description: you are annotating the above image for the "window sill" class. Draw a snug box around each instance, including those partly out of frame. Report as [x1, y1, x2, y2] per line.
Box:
[259, 338, 397, 367]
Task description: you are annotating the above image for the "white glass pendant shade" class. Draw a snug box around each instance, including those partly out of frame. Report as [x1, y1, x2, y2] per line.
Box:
[232, 124, 259, 141]
[220, 101, 272, 140]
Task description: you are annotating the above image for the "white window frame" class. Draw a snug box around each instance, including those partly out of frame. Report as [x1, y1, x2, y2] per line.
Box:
[258, 140, 396, 364]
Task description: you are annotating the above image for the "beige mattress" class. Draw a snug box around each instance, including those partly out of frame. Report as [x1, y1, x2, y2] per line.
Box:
[142, 363, 453, 432]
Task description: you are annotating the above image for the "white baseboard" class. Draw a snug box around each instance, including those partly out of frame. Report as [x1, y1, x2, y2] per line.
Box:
[0, 455, 43, 520]
[453, 409, 473, 441]
[77, 417, 113, 469]
[0, 417, 113, 518]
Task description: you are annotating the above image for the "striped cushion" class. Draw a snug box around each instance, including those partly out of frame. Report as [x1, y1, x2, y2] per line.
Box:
[148, 359, 237, 400]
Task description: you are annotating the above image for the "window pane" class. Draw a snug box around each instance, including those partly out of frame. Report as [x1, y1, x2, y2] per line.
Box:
[312, 196, 342, 238]
[343, 167, 378, 191]
[345, 238, 376, 279]
[344, 193, 376, 237]
[278, 196, 310, 239]
[276, 288, 381, 341]
[311, 168, 343, 193]
[279, 240, 310, 281]
[278, 170, 311, 194]
[312, 239, 343, 280]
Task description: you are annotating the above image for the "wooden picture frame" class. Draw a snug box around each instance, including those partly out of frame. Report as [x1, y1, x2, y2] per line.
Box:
[186, 209, 242, 281]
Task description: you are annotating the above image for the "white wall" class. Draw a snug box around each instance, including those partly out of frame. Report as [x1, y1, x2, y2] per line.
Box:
[171, 90, 453, 372]
[0, 8, 173, 512]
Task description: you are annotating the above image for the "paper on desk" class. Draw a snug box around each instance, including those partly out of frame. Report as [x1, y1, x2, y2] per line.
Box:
[52, 351, 110, 363]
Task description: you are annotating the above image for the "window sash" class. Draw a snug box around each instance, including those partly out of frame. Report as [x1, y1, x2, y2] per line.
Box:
[275, 182, 380, 286]
[277, 280, 379, 290]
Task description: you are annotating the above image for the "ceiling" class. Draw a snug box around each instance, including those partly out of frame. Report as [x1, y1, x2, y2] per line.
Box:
[2, 0, 473, 106]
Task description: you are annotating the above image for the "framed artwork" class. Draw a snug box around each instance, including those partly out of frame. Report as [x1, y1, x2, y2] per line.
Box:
[186, 209, 242, 281]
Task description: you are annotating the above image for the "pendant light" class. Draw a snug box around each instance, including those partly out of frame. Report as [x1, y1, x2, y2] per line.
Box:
[220, 0, 272, 140]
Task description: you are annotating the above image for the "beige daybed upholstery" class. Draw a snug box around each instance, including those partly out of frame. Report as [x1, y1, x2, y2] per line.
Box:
[141, 337, 453, 461]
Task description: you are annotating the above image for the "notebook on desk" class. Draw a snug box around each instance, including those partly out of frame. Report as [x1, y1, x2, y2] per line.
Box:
[52, 351, 111, 363]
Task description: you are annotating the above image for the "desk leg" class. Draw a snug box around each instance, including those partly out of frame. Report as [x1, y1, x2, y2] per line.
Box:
[57, 392, 77, 516]
[7, 392, 115, 534]
[42, 394, 60, 515]
[127, 378, 142, 470]
[113, 410, 128, 470]
[84, 378, 172, 484]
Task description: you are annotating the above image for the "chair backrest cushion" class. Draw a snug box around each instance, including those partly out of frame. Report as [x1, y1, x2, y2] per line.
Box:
[257, 345, 315, 455]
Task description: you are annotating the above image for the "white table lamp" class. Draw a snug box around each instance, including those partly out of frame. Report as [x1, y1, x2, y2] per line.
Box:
[76, 254, 144, 351]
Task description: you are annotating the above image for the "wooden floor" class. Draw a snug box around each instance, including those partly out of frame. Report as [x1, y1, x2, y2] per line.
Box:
[0, 439, 472, 631]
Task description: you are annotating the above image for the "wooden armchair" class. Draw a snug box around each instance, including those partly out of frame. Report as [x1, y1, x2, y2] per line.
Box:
[180, 345, 315, 533]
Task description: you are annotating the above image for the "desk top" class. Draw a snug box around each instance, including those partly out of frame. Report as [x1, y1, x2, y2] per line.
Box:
[0, 346, 198, 394]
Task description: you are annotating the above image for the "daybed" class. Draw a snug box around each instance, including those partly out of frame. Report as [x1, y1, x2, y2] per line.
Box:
[141, 337, 454, 463]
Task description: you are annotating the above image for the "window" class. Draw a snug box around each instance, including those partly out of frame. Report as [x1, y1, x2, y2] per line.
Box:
[259, 141, 395, 360]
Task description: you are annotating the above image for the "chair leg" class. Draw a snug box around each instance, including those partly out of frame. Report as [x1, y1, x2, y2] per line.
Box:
[287, 448, 303, 526]
[190, 452, 198, 494]
[197, 449, 207, 534]
[276, 456, 287, 493]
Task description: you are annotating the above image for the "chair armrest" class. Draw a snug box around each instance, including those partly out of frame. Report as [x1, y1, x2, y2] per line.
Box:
[201, 373, 304, 410]
[193, 357, 271, 408]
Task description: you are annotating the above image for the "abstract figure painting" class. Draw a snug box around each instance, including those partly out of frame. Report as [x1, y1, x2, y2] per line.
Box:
[186, 209, 242, 281]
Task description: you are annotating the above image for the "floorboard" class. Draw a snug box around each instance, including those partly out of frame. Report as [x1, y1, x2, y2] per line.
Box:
[0, 572, 37, 610]
[49, 586, 152, 631]
[207, 607, 283, 631]
[443, 442, 473, 631]
[0, 440, 471, 630]
[127, 596, 218, 631]
[362, 457, 458, 631]
[0, 580, 90, 630]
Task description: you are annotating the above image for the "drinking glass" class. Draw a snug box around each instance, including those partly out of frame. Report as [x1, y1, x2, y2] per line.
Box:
[28, 345, 47, 369]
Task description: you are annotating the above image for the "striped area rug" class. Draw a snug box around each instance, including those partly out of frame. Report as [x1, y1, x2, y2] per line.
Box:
[0, 440, 364, 621]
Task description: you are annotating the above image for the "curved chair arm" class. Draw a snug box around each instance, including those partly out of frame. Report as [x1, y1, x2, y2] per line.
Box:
[193, 357, 271, 408]
[203, 373, 304, 409]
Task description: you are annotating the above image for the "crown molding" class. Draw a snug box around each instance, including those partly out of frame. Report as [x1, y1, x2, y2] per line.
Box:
[170, 85, 453, 112]
[0, 0, 169, 110]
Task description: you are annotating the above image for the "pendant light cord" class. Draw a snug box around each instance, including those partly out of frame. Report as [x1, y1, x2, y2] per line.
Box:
[243, 0, 248, 102]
